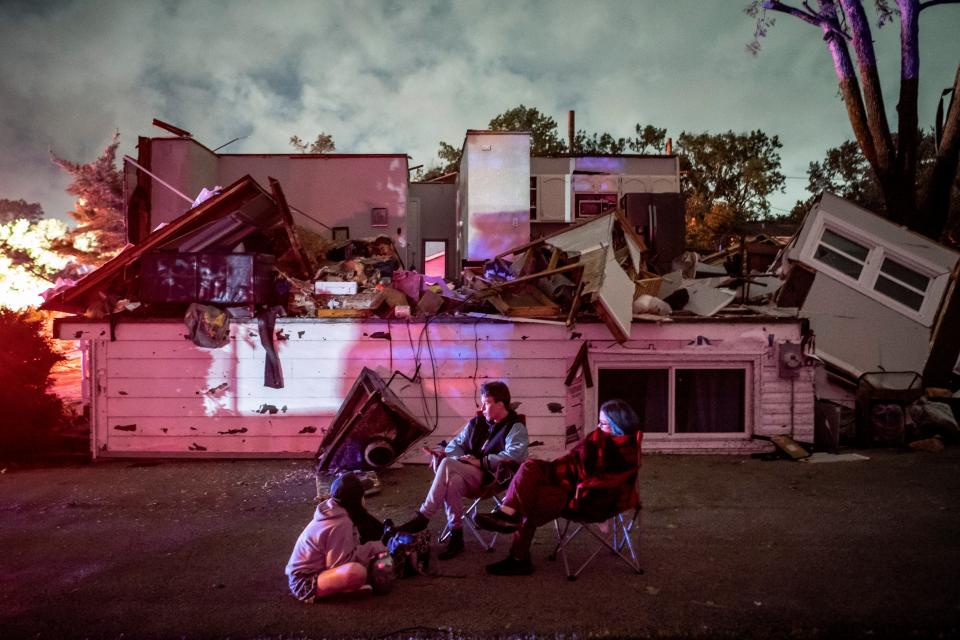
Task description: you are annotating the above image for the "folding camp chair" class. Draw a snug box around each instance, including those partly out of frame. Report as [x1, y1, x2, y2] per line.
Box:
[439, 479, 510, 552]
[436, 412, 526, 552]
[549, 434, 643, 581]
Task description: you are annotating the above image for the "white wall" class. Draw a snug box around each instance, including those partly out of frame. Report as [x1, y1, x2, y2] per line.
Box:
[143, 139, 411, 264]
[217, 154, 409, 261]
[460, 132, 531, 260]
[59, 317, 812, 459]
[149, 138, 218, 227]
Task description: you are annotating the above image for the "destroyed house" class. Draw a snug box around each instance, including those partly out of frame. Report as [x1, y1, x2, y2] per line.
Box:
[126, 130, 412, 266]
[780, 192, 960, 394]
[452, 130, 686, 271]
[44, 126, 814, 461]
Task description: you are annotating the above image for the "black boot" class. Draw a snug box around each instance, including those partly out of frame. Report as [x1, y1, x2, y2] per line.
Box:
[486, 553, 534, 576]
[438, 528, 464, 560]
[397, 511, 429, 533]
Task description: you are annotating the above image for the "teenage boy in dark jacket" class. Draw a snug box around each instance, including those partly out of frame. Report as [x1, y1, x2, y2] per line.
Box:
[396, 380, 528, 559]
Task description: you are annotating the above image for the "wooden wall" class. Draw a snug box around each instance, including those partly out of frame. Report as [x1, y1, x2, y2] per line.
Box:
[58, 317, 814, 459]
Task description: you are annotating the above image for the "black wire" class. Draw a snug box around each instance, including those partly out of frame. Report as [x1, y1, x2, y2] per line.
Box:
[423, 317, 439, 429]
[472, 319, 481, 409]
[405, 319, 430, 425]
[387, 317, 393, 374]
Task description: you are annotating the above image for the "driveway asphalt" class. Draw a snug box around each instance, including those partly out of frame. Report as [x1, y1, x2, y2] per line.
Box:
[1, 448, 958, 639]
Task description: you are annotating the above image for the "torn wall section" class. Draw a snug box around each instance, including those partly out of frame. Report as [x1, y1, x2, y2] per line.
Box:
[55, 316, 812, 459]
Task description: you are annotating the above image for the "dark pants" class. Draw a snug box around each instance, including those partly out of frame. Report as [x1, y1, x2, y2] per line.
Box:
[501, 459, 569, 560]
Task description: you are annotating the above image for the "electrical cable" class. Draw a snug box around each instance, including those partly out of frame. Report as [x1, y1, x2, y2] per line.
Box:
[472, 319, 481, 409]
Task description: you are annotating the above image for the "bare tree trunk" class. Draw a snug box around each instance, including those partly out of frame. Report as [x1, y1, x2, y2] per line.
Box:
[815, 1, 879, 171]
[921, 64, 960, 240]
[841, 0, 895, 175]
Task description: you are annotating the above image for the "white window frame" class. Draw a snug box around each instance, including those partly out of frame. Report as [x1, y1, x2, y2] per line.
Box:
[590, 356, 756, 440]
[801, 213, 949, 326]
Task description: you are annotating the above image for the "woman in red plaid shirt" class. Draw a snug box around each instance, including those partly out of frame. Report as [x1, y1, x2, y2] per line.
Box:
[476, 398, 642, 576]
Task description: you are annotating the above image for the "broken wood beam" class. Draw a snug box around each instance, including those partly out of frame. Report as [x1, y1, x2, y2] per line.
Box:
[471, 262, 583, 297]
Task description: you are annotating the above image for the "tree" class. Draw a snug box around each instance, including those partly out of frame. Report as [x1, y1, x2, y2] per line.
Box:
[0, 198, 44, 224]
[488, 105, 568, 155]
[790, 131, 959, 224]
[686, 198, 739, 252]
[0, 307, 66, 460]
[421, 104, 666, 180]
[289, 133, 336, 153]
[0, 218, 71, 309]
[747, 0, 960, 243]
[572, 124, 667, 154]
[790, 139, 885, 218]
[50, 132, 126, 265]
[677, 129, 786, 225]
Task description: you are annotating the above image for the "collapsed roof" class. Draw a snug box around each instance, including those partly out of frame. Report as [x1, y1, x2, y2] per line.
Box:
[42, 175, 288, 314]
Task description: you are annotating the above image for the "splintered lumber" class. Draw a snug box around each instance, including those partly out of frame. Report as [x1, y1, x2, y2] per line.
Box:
[471, 262, 583, 298]
[770, 435, 810, 460]
[487, 284, 563, 318]
[269, 178, 313, 279]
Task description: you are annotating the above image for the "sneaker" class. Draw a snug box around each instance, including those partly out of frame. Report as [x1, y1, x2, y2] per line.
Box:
[396, 511, 429, 533]
[486, 554, 534, 576]
[474, 508, 521, 533]
[437, 528, 464, 560]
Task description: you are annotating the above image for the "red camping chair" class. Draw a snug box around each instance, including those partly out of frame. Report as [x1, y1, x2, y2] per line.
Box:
[549, 431, 643, 580]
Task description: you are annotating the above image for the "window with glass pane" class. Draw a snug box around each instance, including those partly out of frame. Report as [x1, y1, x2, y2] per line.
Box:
[880, 258, 929, 291]
[814, 228, 869, 279]
[675, 369, 745, 433]
[598, 369, 668, 433]
[873, 258, 929, 311]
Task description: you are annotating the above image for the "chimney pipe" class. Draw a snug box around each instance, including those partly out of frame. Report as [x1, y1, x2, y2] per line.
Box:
[665, 137, 673, 155]
[568, 110, 575, 153]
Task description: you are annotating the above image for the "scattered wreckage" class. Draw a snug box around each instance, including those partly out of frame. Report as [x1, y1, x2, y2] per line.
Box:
[42, 175, 958, 463]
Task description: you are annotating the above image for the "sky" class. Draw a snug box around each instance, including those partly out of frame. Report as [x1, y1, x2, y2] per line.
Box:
[1, 0, 958, 224]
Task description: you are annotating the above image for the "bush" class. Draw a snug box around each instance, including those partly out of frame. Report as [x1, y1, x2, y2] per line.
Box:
[0, 308, 66, 459]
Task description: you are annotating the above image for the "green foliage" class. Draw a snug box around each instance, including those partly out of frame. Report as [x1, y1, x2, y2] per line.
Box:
[50, 132, 126, 266]
[488, 105, 568, 155]
[790, 132, 959, 223]
[0, 198, 44, 224]
[421, 104, 669, 180]
[0, 218, 71, 309]
[0, 308, 65, 459]
[290, 133, 336, 153]
[573, 124, 666, 155]
[789, 140, 883, 220]
[677, 129, 785, 225]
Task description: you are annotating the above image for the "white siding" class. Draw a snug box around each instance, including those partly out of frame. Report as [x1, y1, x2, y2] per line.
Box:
[60, 318, 813, 458]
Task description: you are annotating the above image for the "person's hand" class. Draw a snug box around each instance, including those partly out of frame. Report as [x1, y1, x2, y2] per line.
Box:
[458, 454, 480, 468]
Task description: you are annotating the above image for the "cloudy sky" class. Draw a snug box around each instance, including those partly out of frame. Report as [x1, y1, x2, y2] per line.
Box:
[1, 0, 958, 223]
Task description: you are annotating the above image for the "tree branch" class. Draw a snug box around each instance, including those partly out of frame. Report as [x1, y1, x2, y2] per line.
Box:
[921, 64, 960, 240]
[919, 0, 960, 9]
[838, 1, 894, 179]
[763, 0, 823, 25]
[892, 0, 921, 225]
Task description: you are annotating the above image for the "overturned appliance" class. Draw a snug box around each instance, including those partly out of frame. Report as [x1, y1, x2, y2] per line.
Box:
[315, 367, 430, 473]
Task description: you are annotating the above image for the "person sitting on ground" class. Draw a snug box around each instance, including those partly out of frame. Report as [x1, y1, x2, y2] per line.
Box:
[475, 398, 642, 576]
[285, 472, 387, 602]
[394, 380, 529, 560]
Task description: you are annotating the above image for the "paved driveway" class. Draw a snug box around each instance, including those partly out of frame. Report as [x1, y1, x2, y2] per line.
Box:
[1, 449, 958, 639]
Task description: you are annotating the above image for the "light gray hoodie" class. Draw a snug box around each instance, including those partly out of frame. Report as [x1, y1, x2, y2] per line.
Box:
[285, 498, 360, 577]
